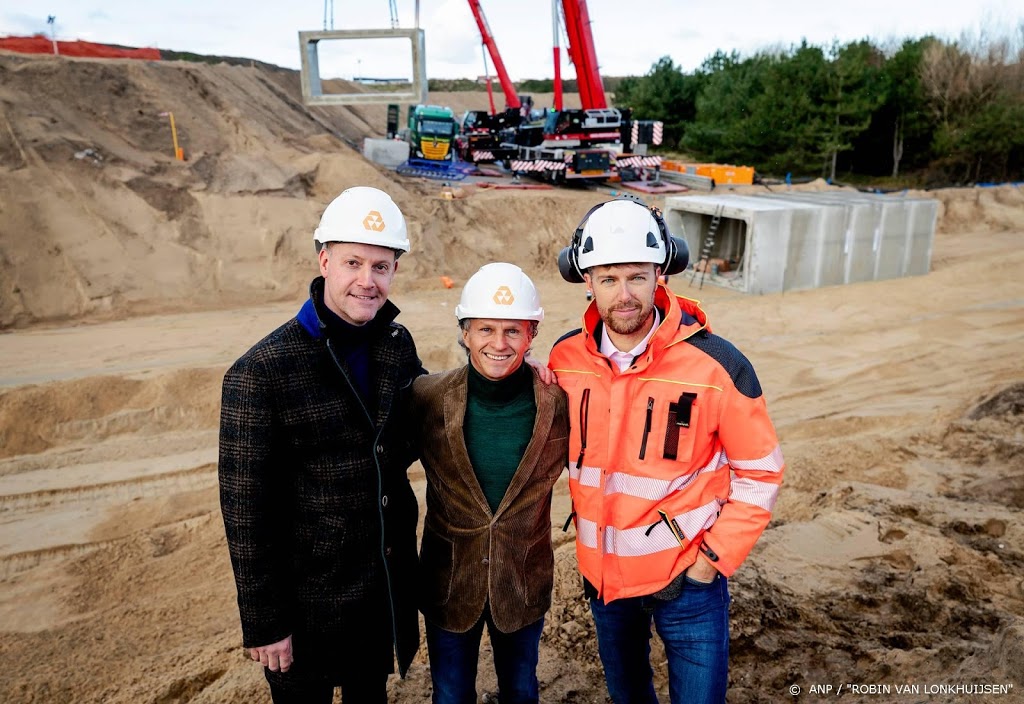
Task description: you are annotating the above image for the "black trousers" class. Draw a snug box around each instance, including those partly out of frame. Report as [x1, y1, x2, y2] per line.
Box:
[266, 670, 388, 704]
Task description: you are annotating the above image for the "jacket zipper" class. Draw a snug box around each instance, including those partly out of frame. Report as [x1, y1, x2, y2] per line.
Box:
[639, 396, 654, 459]
[576, 388, 591, 468]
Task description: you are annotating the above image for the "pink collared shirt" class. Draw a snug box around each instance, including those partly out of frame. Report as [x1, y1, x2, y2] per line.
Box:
[598, 309, 661, 372]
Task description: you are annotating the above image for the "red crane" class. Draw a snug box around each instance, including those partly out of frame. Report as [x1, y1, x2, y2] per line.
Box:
[558, 0, 607, 110]
[460, 0, 660, 179]
[466, 0, 520, 111]
[465, 0, 607, 114]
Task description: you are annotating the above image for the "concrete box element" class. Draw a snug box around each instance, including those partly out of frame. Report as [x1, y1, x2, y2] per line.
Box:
[298, 28, 428, 106]
[363, 138, 410, 168]
[663, 191, 938, 295]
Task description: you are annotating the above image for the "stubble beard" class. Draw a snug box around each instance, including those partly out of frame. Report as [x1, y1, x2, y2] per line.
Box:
[603, 300, 654, 337]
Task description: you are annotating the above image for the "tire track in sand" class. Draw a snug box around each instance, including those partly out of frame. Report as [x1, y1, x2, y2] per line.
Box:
[0, 463, 217, 516]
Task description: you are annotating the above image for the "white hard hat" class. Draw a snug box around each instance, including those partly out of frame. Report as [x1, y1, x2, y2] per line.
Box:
[576, 199, 664, 271]
[455, 263, 544, 322]
[314, 186, 411, 253]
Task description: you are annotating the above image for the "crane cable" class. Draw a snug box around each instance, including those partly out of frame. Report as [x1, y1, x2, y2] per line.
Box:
[323, 0, 334, 29]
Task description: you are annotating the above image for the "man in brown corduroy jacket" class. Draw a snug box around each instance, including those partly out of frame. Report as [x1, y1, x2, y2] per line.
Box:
[411, 263, 569, 704]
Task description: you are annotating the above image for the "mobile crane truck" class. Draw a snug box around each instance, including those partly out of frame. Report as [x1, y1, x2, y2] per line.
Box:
[466, 0, 664, 183]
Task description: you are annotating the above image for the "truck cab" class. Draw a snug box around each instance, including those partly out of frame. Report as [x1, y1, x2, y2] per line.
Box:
[407, 105, 458, 163]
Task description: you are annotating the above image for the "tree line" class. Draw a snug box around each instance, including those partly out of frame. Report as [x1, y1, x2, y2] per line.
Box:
[613, 31, 1024, 185]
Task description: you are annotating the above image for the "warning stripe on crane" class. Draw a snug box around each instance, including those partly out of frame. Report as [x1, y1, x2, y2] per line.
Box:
[617, 155, 663, 168]
[510, 159, 566, 172]
[472, 150, 495, 162]
[630, 121, 665, 146]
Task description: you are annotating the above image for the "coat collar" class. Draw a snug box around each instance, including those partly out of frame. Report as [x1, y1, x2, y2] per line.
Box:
[297, 276, 401, 340]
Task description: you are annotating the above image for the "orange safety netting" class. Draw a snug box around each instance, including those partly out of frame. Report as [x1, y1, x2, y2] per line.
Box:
[0, 35, 161, 60]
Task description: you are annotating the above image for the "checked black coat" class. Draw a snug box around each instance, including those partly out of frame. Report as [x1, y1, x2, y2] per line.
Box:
[218, 277, 424, 680]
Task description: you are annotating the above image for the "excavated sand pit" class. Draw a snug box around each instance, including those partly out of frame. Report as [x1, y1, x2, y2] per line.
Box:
[1, 51, 1023, 702]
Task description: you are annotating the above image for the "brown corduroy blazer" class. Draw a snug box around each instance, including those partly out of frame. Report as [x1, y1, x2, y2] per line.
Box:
[411, 364, 569, 633]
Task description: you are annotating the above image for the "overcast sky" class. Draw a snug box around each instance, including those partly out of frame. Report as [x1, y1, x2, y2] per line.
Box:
[2, 1, 1021, 81]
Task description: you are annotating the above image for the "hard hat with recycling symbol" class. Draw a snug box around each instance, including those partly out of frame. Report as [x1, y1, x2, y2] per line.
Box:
[313, 186, 411, 254]
[455, 263, 544, 322]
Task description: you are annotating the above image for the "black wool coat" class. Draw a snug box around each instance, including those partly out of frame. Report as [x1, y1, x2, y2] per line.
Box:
[218, 278, 424, 679]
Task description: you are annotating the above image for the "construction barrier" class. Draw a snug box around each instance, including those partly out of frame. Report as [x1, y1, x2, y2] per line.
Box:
[0, 35, 161, 60]
[660, 160, 755, 186]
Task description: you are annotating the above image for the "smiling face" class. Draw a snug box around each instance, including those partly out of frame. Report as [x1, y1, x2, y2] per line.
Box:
[318, 242, 398, 326]
[461, 318, 532, 382]
[584, 262, 659, 350]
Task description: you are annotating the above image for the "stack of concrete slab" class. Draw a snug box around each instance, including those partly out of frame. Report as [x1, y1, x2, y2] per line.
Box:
[662, 191, 939, 295]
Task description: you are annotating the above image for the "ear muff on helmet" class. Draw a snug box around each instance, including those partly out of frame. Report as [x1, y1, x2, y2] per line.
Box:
[557, 198, 689, 283]
[558, 201, 606, 284]
[659, 212, 690, 276]
[557, 245, 586, 284]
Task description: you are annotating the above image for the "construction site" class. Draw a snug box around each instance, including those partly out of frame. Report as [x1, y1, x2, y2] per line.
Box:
[1, 1, 1024, 702]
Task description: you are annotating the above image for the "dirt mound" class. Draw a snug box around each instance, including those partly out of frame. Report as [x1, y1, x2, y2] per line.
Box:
[929, 185, 1024, 234]
[0, 367, 221, 459]
[0, 51, 591, 331]
[0, 52, 405, 329]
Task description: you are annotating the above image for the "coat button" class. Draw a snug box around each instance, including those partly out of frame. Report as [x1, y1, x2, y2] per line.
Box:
[376, 444, 384, 454]
[385, 546, 392, 556]
[381, 495, 389, 507]
[482, 557, 489, 565]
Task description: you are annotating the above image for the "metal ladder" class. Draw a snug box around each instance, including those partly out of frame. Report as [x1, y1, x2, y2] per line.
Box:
[690, 205, 723, 289]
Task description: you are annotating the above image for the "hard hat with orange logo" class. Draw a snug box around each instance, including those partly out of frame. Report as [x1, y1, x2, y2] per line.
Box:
[313, 186, 411, 254]
[455, 263, 544, 322]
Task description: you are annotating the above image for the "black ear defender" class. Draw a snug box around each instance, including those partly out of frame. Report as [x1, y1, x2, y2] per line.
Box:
[558, 201, 606, 283]
[557, 197, 689, 283]
[653, 206, 690, 276]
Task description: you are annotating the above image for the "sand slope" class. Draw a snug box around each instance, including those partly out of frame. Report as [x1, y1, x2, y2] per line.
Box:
[1, 52, 1023, 703]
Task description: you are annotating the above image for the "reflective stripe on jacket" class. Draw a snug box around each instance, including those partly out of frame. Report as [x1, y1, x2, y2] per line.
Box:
[548, 285, 784, 602]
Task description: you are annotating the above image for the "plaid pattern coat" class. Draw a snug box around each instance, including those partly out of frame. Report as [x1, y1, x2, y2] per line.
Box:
[412, 365, 569, 633]
[218, 278, 424, 678]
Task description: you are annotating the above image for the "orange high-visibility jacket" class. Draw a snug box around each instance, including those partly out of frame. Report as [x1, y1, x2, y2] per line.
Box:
[548, 286, 784, 602]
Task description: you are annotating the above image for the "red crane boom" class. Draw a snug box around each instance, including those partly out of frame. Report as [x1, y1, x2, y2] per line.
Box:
[466, 0, 521, 111]
[559, 0, 607, 109]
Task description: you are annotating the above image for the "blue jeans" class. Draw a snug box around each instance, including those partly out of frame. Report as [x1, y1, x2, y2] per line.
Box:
[426, 605, 544, 704]
[589, 574, 730, 704]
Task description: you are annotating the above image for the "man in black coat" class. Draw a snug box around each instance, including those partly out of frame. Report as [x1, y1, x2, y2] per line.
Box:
[219, 186, 424, 703]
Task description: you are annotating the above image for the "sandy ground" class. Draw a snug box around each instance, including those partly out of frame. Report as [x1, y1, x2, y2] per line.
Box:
[1, 51, 1024, 703]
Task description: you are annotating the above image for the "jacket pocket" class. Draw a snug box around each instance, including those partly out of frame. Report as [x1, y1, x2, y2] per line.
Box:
[662, 393, 700, 464]
[419, 529, 454, 607]
[303, 514, 349, 589]
[522, 531, 554, 607]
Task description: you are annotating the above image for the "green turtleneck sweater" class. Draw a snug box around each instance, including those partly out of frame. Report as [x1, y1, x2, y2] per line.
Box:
[464, 362, 537, 514]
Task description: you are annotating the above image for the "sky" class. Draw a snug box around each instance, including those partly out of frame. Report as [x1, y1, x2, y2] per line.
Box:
[2, 1, 1022, 82]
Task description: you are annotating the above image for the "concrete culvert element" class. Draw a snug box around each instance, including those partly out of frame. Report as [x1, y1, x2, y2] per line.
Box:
[664, 191, 938, 294]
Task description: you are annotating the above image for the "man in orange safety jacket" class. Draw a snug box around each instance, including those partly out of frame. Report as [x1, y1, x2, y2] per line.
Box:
[549, 197, 785, 704]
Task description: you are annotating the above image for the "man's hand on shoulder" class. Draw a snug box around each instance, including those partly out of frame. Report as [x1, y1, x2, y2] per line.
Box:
[525, 354, 558, 385]
[250, 634, 293, 672]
